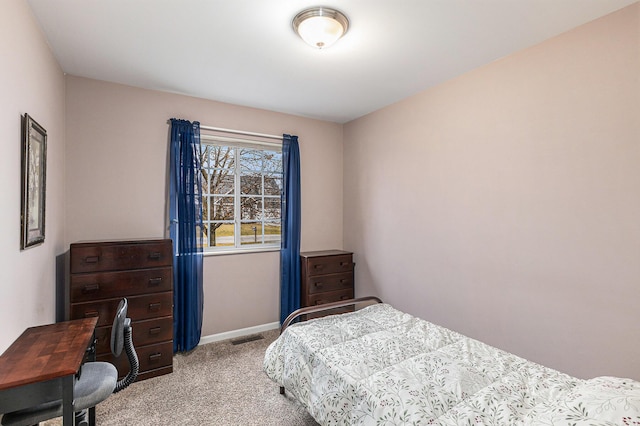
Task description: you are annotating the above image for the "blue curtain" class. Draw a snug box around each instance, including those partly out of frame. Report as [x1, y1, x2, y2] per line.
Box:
[169, 118, 204, 352]
[280, 134, 301, 324]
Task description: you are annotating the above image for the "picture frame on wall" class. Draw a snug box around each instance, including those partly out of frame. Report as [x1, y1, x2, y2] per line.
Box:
[21, 113, 47, 249]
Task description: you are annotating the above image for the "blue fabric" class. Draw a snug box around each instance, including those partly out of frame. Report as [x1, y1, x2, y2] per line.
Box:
[169, 119, 204, 352]
[280, 134, 301, 325]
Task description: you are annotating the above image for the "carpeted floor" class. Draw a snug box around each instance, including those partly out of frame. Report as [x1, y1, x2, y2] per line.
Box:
[40, 329, 318, 425]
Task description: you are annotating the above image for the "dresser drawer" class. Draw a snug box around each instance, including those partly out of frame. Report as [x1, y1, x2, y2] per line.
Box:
[71, 292, 173, 327]
[98, 341, 173, 378]
[70, 267, 172, 302]
[307, 288, 354, 306]
[307, 272, 353, 294]
[70, 240, 172, 273]
[306, 254, 353, 276]
[93, 316, 173, 355]
[131, 316, 173, 348]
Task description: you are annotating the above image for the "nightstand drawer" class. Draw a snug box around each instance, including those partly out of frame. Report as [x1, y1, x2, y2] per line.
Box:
[307, 272, 353, 294]
[70, 267, 172, 302]
[307, 288, 354, 306]
[70, 240, 172, 273]
[306, 255, 353, 276]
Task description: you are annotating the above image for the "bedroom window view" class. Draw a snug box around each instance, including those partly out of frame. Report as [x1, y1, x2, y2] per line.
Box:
[200, 143, 282, 252]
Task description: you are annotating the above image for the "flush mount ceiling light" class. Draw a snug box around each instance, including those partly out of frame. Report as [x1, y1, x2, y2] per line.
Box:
[292, 7, 349, 49]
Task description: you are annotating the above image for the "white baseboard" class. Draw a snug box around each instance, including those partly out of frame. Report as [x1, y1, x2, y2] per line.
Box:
[198, 321, 280, 346]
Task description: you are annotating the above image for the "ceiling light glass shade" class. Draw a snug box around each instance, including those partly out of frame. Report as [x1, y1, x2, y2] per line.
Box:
[293, 7, 349, 49]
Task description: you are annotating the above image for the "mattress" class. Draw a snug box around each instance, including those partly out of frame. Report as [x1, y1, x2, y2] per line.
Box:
[264, 303, 640, 425]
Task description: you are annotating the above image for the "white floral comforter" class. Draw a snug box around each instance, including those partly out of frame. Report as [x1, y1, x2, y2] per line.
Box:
[264, 303, 640, 425]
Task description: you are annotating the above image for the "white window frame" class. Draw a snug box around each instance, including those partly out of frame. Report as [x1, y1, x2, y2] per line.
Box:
[200, 135, 282, 255]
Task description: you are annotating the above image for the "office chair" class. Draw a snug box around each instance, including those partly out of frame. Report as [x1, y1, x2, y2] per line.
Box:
[1, 298, 139, 426]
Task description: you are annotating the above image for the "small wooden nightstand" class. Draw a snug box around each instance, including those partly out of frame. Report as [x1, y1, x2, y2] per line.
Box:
[300, 250, 354, 318]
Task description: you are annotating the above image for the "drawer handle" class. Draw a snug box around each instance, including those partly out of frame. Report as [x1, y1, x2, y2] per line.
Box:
[148, 277, 163, 286]
[340, 295, 350, 300]
[340, 262, 349, 266]
[314, 300, 325, 306]
[314, 282, 323, 288]
[148, 302, 161, 311]
[84, 310, 99, 318]
[84, 256, 100, 264]
[149, 327, 162, 335]
[82, 284, 100, 293]
[148, 252, 161, 260]
[340, 279, 348, 284]
[149, 353, 162, 362]
[313, 264, 324, 270]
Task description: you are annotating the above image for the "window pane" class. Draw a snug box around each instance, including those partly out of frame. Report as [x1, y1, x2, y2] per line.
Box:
[194, 224, 205, 248]
[202, 223, 211, 248]
[208, 146, 235, 170]
[264, 221, 281, 244]
[200, 145, 211, 169]
[212, 196, 234, 220]
[202, 196, 210, 221]
[241, 196, 262, 220]
[208, 170, 234, 195]
[210, 222, 234, 247]
[200, 168, 210, 190]
[240, 149, 262, 174]
[240, 174, 262, 195]
[241, 222, 262, 245]
[263, 151, 282, 172]
[264, 197, 281, 220]
[264, 174, 282, 196]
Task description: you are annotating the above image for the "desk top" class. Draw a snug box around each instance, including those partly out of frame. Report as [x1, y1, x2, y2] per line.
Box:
[0, 317, 98, 391]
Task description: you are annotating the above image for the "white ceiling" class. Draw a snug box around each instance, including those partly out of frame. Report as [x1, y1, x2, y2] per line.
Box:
[27, 0, 637, 123]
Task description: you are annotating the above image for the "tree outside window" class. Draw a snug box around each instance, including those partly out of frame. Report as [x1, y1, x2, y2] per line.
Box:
[200, 143, 282, 251]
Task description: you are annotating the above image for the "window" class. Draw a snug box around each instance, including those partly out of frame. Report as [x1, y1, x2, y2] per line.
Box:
[200, 140, 282, 252]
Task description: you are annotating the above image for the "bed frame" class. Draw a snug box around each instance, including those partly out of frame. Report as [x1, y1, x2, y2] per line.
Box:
[278, 296, 383, 394]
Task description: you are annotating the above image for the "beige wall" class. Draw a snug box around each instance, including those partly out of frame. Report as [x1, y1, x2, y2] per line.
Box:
[65, 76, 344, 336]
[344, 4, 640, 381]
[0, 0, 66, 353]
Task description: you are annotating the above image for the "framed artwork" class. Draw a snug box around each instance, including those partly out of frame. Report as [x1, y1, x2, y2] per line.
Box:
[21, 113, 47, 249]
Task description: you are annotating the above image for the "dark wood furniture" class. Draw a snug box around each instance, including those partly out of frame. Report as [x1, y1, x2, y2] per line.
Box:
[0, 317, 98, 426]
[300, 250, 354, 318]
[67, 239, 173, 382]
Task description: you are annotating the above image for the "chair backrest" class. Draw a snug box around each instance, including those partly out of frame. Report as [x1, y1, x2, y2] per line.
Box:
[109, 298, 139, 392]
[111, 298, 128, 357]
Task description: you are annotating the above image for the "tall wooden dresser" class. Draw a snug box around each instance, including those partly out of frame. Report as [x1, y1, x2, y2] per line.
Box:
[67, 239, 174, 381]
[300, 250, 354, 318]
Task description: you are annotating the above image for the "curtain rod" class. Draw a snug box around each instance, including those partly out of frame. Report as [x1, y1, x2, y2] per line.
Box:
[201, 134, 281, 148]
[200, 125, 283, 141]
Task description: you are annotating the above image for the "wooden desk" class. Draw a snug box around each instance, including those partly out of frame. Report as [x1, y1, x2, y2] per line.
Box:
[0, 317, 98, 426]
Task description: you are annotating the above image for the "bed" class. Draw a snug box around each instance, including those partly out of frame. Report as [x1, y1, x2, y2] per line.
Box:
[264, 297, 640, 425]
